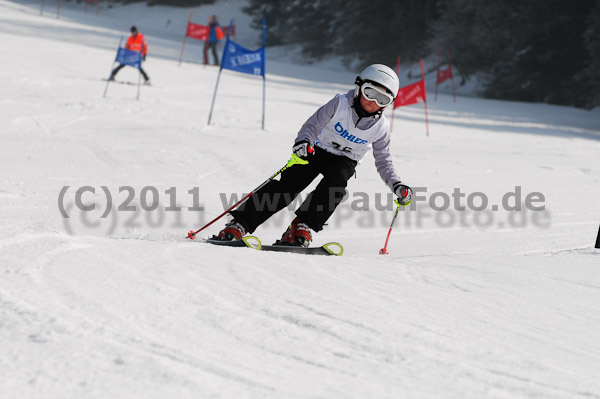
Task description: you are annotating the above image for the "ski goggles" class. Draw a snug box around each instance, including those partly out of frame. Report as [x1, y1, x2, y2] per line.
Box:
[360, 81, 394, 107]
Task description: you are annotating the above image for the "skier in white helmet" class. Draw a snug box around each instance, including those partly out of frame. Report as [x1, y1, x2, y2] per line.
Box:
[216, 63, 413, 247]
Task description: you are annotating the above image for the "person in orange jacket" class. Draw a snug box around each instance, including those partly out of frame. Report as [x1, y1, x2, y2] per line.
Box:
[109, 26, 151, 84]
[204, 15, 223, 66]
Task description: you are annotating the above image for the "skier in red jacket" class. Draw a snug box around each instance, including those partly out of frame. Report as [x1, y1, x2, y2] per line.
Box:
[109, 26, 151, 84]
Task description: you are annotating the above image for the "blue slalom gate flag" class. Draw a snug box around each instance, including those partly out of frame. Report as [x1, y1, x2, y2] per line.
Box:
[103, 37, 144, 100]
[115, 47, 142, 69]
[221, 40, 265, 76]
[207, 19, 266, 129]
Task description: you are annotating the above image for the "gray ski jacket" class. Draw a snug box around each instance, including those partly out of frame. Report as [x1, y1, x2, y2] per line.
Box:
[295, 90, 402, 191]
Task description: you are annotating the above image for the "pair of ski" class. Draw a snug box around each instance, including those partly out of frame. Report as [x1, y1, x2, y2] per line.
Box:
[200, 236, 343, 256]
[187, 155, 344, 257]
[102, 78, 151, 86]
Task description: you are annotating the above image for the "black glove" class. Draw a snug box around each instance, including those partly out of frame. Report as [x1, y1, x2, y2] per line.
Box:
[292, 140, 314, 159]
[393, 182, 413, 206]
[142, 54, 147, 61]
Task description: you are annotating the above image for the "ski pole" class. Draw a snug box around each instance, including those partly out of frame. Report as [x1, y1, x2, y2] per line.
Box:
[187, 154, 309, 240]
[379, 199, 401, 255]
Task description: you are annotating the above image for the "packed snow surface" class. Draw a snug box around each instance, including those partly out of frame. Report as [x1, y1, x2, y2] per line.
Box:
[1, 1, 599, 398]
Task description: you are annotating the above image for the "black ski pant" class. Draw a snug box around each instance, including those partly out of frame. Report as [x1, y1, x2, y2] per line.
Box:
[231, 149, 357, 233]
[204, 41, 219, 66]
[110, 63, 150, 82]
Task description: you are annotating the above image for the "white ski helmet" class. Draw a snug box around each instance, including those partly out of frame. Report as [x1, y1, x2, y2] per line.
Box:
[355, 64, 400, 102]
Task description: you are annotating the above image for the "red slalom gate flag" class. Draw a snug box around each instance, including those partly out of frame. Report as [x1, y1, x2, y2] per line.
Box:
[392, 59, 430, 136]
[186, 22, 209, 41]
[434, 47, 456, 102]
[437, 66, 453, 84]
[394, 79, 426, 107]
[179, 13, 209, 65]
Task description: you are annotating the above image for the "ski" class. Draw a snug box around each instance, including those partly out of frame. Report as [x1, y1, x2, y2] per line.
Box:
[199, 235, 261, 249]
[198, 235, 343, 256]
[260, 242, 343, 256]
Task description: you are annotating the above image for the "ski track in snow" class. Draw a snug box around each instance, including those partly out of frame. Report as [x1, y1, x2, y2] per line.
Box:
[1, 1, 600, 398]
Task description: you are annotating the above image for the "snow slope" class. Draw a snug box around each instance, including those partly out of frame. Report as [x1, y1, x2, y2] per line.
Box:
[1, 1, 600, 398]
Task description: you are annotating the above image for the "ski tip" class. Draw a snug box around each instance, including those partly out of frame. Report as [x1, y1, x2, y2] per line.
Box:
[242, 236, 261, 250]
[322, 242, 343, 256]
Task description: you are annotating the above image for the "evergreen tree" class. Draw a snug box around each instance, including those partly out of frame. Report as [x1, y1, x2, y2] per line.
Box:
[432, 0, 598, 108]
[431, 0, 517, 81]
[583, 0, 600, 108]
[74, 0, 215, 6]
[486, 0, 595, 107]
[243, 0, 439, 67]
[242, 0, 292, 46]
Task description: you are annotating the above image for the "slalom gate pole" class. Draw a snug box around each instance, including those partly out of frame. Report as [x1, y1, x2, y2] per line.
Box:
[448, 49, 457, 102]
[421, 59, 430, 136]
[261, 18, 267, 130]
[207, 64, 223, 125]
[103, 37, 123, 98]
[178, 36, 188, 66]
[178, 12, 192, 66]
[261, 75, 266, 130]
[207, 20, 235, 125]
[379, 199, 401, 255]
[186, 154, 309, 240]
[136, 68, 141, 100]
[390, 56, 400, 132]
[435, 46, 440, 101]
[102, 63, 115, 98]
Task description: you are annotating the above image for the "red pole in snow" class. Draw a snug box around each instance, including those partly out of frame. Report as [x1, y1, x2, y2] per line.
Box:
[447, 49, 456, 102]
[186, 155, 309, 240]
[434, 46, 440, 101]
[178, 11, 192, 66]
[379, 200, 401, 255]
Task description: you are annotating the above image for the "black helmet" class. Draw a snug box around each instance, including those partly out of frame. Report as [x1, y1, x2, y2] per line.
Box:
[130, 26, 138, 33]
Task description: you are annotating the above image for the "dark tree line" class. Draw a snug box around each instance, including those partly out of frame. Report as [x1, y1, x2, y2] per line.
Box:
[66, 0, 215, 6]
[244, 0, 600, 109]
[243, 0, 439, 64]
[434, 0, 599, 108]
